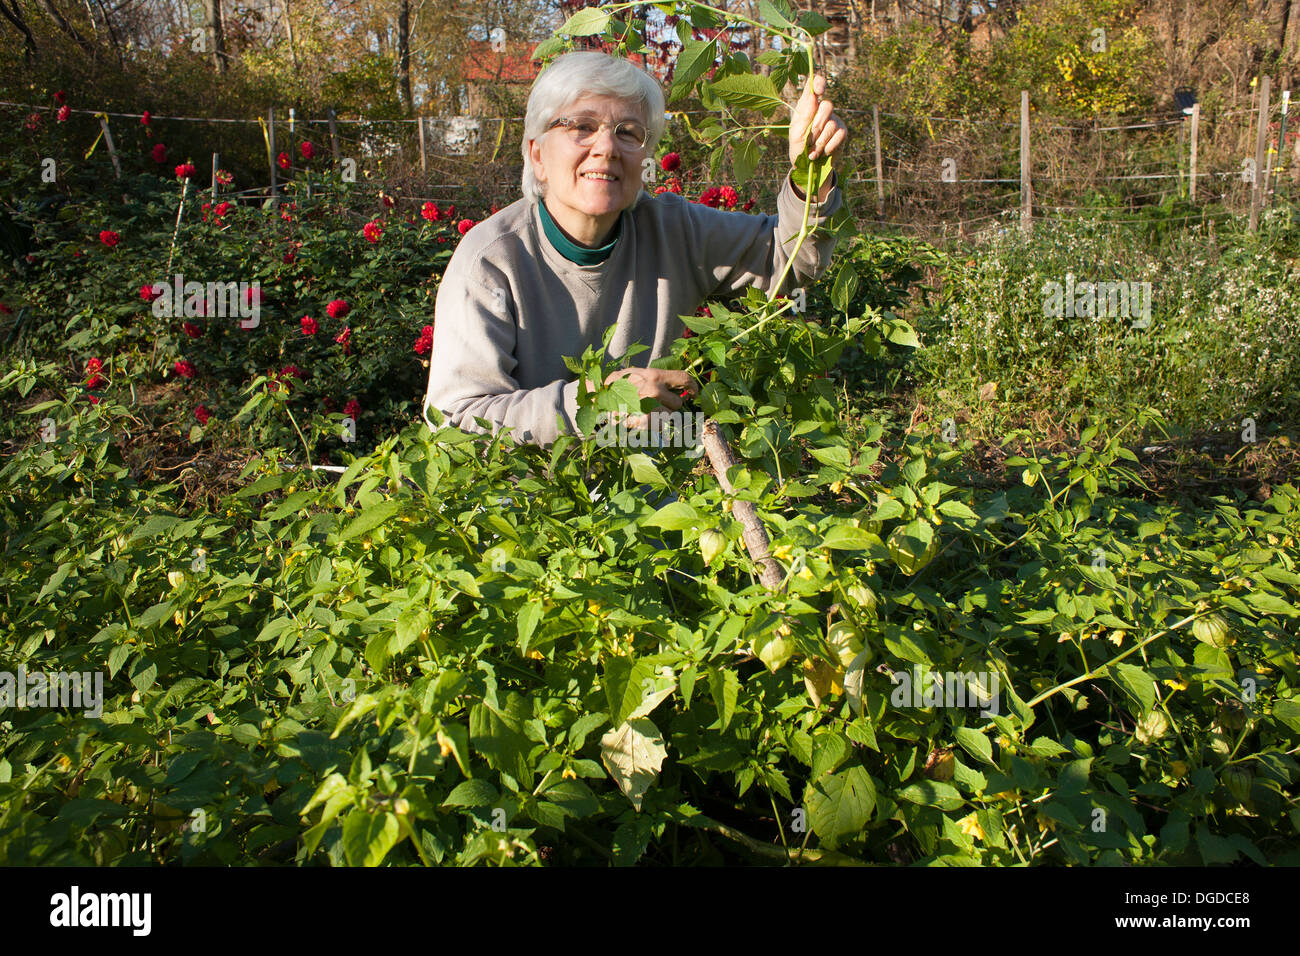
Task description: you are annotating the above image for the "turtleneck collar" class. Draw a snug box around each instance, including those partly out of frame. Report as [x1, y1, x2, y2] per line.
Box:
[538, 198, 622, 265]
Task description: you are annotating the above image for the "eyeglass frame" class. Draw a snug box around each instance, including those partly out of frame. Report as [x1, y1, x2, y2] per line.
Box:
[546, 114, 650, 151]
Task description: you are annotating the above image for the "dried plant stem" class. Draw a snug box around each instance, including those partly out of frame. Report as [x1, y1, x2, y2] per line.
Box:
[701, 419, 784, 591]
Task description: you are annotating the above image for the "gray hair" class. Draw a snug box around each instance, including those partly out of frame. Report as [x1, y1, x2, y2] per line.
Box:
[521, 50, 667, 204]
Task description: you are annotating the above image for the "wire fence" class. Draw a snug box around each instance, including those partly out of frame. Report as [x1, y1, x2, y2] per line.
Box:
[4, 87, 1297, 241]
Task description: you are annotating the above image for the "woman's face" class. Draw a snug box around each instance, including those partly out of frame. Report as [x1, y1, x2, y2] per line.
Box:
[529, 94, 647, 228]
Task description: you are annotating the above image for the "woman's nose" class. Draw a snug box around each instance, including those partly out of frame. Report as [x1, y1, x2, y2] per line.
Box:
[588, 124, 623, 156]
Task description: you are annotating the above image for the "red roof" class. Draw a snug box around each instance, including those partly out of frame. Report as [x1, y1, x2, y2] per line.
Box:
[462, 41, 543, 83]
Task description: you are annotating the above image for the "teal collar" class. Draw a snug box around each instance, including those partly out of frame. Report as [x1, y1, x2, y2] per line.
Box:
[538, 199, 621, 264]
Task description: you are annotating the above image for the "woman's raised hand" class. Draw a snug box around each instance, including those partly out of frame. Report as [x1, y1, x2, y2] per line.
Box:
[788, 73, 849, 167]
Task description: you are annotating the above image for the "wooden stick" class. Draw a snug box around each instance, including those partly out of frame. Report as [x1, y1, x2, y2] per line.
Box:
[417, 114, 427, 173]
[1020, 90, 1032, 235]
[1189, 102, 1199, 202]
[872, 104, 884, 217]
[700, 419, 784, 591]
[1250, 75, 1270, 233]
[98, 115, 121, 180]
[268, 107, 278, 201]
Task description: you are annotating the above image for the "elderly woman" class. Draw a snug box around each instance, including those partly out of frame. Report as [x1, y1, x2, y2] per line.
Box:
[422, 50, 849, 447]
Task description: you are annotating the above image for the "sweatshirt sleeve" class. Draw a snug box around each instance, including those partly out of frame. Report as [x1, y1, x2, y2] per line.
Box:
[697, 170, 845, 300]
[422, 259, 579, 448]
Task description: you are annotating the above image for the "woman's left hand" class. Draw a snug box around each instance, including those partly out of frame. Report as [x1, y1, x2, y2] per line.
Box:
[788, 73, 849, 168]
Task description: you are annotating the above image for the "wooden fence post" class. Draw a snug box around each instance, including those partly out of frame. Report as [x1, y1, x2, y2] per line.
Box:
[1250, 75, 1270, 232]
[211, 152, 219, 201]
[327, 108, 341, 165]
[1020, 90, 1032, 235]
[872, 105, 884, 217]
[1189, 102, 1199, 202]
[417, 115, 427, 174]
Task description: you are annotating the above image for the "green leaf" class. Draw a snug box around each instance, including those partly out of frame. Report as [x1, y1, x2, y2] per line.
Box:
[669, 38, 717, 103]
[1273, 698, 1300, 733]
[339, 499, 400, 541]
[393, 606, 430, 655]
[955, 727, 995, 766]
[517, 596, 543, 654]
[809, 444, 851, 469]
[708, 73, 786, 116]
[626, 452, 667, 489]
[558, 7, 610, 36]
[645, 500, 699, 531]
[758, 0, 796, 29]
[896, 779, 964, 811]
[707, 667, 740, 731]
[443, 779, 499, 808]
[1110, 662, 1155, 715]
[831, 262, 859, 313]
[821, 523, 876, 550]
[792, 148, 833, 196]
[805, 765, 875, 849]
[732, 138, 761, 185]
[342, 811, 400, 867]
[604, 655, 654, 727]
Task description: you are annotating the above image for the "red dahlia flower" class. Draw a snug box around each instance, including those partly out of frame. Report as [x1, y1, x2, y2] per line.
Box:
[343, 399, 361, 420]
[326, 299, 350, 319]
[413, 325, 434, 355]
[719, 186, 739, 209]
[213, 201, 232, 219]
[278, 151, 290, 170]
[182, 322, 201, 338]
[195, 405, 211, 424]
[175, 163, 195, 180]
[696, 187, 723, 208]
[174, 360, 195, 378]
[140, 283, 162, 302]
[362, 220, 383, 243]
[57, 106, 70, 123]
[215, 169, 232, 185]
[457, 218, 474, 235]
[660, 152, 681, 172]
[421, 202, 440, 221]
[141, 110, 151, 126]
[54, 91, 66, 105]
[300, 315, 318, 335]
[334, 327, 352, 353]
[151, 143, 167, 163]
[25, 113, 41, 131]
[99, 230, 120, 247]
[300, 141, 315, 160]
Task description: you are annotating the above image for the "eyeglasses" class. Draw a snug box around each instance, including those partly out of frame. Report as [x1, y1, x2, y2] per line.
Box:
[547, 114, 648, 150]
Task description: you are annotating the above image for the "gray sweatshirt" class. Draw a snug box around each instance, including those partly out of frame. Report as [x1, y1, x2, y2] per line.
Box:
[422, 172, 845, 446]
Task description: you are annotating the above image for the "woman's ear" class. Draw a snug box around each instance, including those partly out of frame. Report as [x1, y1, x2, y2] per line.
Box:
[527, 138, 547, 188]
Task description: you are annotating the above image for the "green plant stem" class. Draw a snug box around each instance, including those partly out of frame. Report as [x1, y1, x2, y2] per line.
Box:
[1022, 611, 1201, 711]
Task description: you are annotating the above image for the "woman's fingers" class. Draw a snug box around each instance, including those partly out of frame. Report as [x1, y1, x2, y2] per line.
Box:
[812, 117, 846, 160]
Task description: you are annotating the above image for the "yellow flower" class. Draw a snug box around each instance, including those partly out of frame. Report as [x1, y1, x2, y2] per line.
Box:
[561, 767, 577, 781]
[797, 566, 814, 581]
[1108, 629, 1124, 646]
[830, 480, 844, 494]
[1169, 760, 1188, 778]
[956, 812, 986, 842]
[773, 545, 794, 561]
